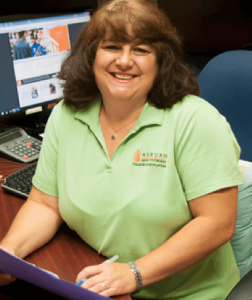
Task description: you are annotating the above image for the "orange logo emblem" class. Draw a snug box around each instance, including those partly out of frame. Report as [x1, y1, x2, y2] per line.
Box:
[134, 150, 141, 162]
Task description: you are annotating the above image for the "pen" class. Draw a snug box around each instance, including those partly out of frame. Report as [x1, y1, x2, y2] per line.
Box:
[75, 254, 119, 286]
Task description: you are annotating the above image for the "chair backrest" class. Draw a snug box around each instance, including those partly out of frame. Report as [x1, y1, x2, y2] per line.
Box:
[197, 50, 252, 162]
[198, 51, 252, 280]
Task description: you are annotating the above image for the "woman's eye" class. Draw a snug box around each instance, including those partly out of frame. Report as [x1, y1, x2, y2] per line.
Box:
[104, 45, 119, 50]
[134, 47, 150, 54]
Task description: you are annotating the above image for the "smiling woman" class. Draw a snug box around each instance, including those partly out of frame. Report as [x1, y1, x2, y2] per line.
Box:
[58, 0, 200, 110]
[92, 37, 158, 149]
[0, 1, 243, 300]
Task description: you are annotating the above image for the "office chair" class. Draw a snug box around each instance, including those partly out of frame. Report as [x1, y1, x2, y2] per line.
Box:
[197, 50, 252, 162]
[197, 50, 252, 299]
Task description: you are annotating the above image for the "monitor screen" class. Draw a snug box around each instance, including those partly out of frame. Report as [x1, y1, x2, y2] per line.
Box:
[0, 10, 91, 125]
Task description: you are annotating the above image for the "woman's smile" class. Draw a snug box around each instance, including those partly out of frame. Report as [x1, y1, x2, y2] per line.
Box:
[111, 73, 137, 80]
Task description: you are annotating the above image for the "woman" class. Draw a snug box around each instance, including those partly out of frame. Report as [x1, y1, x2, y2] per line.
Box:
[0, 0, 243, 299]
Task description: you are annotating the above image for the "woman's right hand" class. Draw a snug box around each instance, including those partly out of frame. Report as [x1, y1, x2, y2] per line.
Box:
[0, 273, 16, 286]
[0, 246, 17, 286]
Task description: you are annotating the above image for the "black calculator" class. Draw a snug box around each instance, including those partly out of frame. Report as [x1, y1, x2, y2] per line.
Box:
[0, 127, 42, 163]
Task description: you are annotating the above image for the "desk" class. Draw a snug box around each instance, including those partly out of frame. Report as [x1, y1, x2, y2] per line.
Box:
[0, 158, 131, 300]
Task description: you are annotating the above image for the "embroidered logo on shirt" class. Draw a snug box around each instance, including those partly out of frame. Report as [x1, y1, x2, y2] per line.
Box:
[133, 150, 168, 168]
[134, 150, 142, 162]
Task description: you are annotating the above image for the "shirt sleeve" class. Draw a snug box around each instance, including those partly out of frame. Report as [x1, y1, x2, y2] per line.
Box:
[174, 98, 243, 201]
[32, 102, 62, 196]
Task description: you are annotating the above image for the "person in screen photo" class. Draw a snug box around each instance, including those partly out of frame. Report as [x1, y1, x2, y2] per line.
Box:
[33, 29, 39, 39]
[30, 35, 46, 57]
[13, 31, 33, 60]
[0, 1, 243, 300]
[9, 32, 17, 43]
[31, 87, 38, 99]
[49, 83, 56, 94]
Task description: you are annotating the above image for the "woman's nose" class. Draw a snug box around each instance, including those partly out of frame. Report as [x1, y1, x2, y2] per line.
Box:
[115, 48, 133, 69]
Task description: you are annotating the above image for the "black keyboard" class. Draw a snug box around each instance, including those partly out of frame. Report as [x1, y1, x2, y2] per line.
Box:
[1, 163, 37, 198]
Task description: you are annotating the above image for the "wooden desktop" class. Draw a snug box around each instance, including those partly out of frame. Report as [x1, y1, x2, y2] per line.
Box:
[0, 158, 131, 300]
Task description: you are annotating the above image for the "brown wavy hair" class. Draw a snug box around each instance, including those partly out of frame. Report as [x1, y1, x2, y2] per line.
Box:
[58, 0, 200, 109]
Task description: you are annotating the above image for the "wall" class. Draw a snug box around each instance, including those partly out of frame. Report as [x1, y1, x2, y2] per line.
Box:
[158, 0, 252, 51]
[0, 0, 251, 52]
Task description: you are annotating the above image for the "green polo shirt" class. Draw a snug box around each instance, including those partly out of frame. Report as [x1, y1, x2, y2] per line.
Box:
[33, 95, 243, 300]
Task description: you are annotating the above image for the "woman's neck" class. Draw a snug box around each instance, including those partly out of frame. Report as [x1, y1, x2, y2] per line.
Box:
[100, 97, 146, 126]
[99, 98, 146, 158]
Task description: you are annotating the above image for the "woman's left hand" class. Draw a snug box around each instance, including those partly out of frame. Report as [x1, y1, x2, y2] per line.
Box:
[76, 262, 137, 297]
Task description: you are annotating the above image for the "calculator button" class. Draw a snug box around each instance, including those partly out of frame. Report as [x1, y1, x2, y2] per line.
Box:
[22, 155, 29, 160]
[26, 142, 32, 146]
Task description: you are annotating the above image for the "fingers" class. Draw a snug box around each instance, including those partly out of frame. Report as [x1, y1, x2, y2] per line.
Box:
[77, 264, 107, 290]
[0, 245, 15, 256]
[76, 262, 136, 297]
[0, 246, 17, 286]
[76, 264, 102, 283]
[76, 264, 116, 296]
[84, 280, 112, 296]
[0, 273, 16, 286]
[81, 274, 116, 297]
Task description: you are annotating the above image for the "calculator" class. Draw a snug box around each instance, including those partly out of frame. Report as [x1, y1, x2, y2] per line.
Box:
[0, 127, 42, 163]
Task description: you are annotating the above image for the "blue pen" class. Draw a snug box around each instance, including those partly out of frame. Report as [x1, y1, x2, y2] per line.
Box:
[76, 278, 85, 286]
[76, 254, 119, 286]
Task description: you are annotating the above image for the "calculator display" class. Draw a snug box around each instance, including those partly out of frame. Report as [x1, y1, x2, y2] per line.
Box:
[0, 131, 22, 145]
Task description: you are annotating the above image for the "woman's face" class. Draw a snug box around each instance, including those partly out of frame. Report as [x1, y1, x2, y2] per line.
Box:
[93, 37, 158, 105]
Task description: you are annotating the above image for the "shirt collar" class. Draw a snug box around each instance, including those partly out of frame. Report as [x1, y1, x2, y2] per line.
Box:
[74, 97, 101, 129]
[136, 101, 164, 129]
[74, 96, 164, 130]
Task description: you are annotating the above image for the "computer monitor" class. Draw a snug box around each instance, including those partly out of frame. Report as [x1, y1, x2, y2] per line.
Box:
[0, 9, 92, 131]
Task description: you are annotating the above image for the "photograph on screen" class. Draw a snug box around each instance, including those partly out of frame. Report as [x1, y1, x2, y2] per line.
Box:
[7, 22, 74, 109]
[9, 25, 71, 61]
[9, 29, 48, 60]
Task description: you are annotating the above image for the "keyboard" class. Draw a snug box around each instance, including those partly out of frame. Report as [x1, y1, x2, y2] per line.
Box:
[1, 162, 37, 198]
